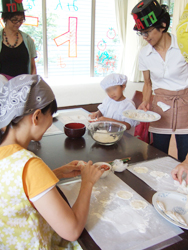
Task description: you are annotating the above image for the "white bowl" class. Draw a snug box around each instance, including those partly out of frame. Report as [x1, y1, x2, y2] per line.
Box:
[88, 121, 126, 146]
[94, 162, 112, 178]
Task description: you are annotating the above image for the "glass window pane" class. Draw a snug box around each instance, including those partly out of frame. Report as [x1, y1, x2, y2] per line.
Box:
[94, 0, 120, 77]
[21, 0, 43, 76]
[46, 0, 92, 77]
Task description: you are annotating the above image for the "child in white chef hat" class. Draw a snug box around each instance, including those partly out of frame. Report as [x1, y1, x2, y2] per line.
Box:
[89, 73, 138, 130]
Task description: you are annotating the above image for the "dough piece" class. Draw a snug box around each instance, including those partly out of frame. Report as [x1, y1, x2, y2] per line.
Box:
[130, 200, 148, 210]
[77, 161, 86, 167]
[165, 211, 177, 221]
[174, 180, 188, 195]
[126, 111, 156, 121]
[150, 171, 169, 179]
[133, 166, 148, 173]
[116, 190, 133, 200]
[92, 130, 118, 143]
[112, 159, 128, 172]
[165, 211, 187, 226]
[175, 212, 188, 226]
[157, 201, 166, 212]
[88, 118, 98, 122]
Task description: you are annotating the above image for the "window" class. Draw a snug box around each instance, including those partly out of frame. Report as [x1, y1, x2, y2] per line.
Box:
[94, 0, 120, 77]
[46, 0, 92, 77]
[1, 0, 119, 78]
[21, 0, 43, 75]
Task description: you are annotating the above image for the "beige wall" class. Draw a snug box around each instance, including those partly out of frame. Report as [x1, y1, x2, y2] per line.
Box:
[45, 77, 144, 108]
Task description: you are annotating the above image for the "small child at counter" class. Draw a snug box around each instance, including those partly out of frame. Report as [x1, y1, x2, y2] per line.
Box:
[89, 73, 138, 130]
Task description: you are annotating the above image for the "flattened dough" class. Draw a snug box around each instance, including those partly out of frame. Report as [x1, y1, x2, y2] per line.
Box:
[150, 171, 169, 178]
[157, 201, 166, 212]
[116, 190, 133, 200]
[133, 166, 148, 173]
[130, 200, 148, 210]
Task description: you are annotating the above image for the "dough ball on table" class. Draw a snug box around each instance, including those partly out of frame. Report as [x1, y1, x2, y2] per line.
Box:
[116, 190, 133, 200]
[150, 171, 169, 179]
[130, 200, 148, 210]
[77, 161, 86, 167]
[133, 166, 148, 173]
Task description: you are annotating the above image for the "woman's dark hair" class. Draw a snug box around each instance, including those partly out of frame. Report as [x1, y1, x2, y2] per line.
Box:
[0, 124, 10, 144]
[0, 99, 57, 144]
[41, 99, 58, 116]
[1, 12, 25, 23]
[152, 12, 170, 33]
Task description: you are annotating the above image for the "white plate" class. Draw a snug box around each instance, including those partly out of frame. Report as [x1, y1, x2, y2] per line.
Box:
[122, 110, 161, 122]
[93, 162, 112, 178]
[152, 191, 188, 229]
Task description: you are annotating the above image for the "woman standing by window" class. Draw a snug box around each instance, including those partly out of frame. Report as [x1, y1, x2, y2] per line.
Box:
[0, 0, 37, 78]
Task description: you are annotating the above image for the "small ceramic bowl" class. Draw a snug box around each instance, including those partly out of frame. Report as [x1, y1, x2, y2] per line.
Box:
[94, 162, 112, 178]
[64, 123, 86, 139]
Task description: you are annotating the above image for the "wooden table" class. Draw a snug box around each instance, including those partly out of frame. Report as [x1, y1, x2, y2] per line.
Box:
[28, 112, 188, 250]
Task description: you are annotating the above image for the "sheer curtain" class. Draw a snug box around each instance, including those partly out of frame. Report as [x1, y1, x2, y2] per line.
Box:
[114, 0, 163, 82]
[114, 0, 128, 75]
[131, 37, 147, 82]
[114, 0, 140, 80]
[171, 0, 188, 35]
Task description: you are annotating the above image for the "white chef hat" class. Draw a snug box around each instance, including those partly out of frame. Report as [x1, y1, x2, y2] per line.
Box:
[100, 73, 128, 90]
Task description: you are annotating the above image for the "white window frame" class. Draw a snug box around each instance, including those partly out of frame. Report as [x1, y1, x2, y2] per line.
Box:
[42, 0, 98, 78]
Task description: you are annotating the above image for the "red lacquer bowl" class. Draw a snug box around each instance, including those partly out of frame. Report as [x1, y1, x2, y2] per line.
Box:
[64, 123, 86, 138]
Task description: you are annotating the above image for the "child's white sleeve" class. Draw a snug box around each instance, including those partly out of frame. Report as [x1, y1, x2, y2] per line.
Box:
[98, 97, 109, 116]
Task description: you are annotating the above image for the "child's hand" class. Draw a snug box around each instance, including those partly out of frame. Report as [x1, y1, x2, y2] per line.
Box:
[89, 110, 102, 119]
[98, 117, 131, 129]
[98, 116, 111, 121]
[89, 112, 98, 119]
